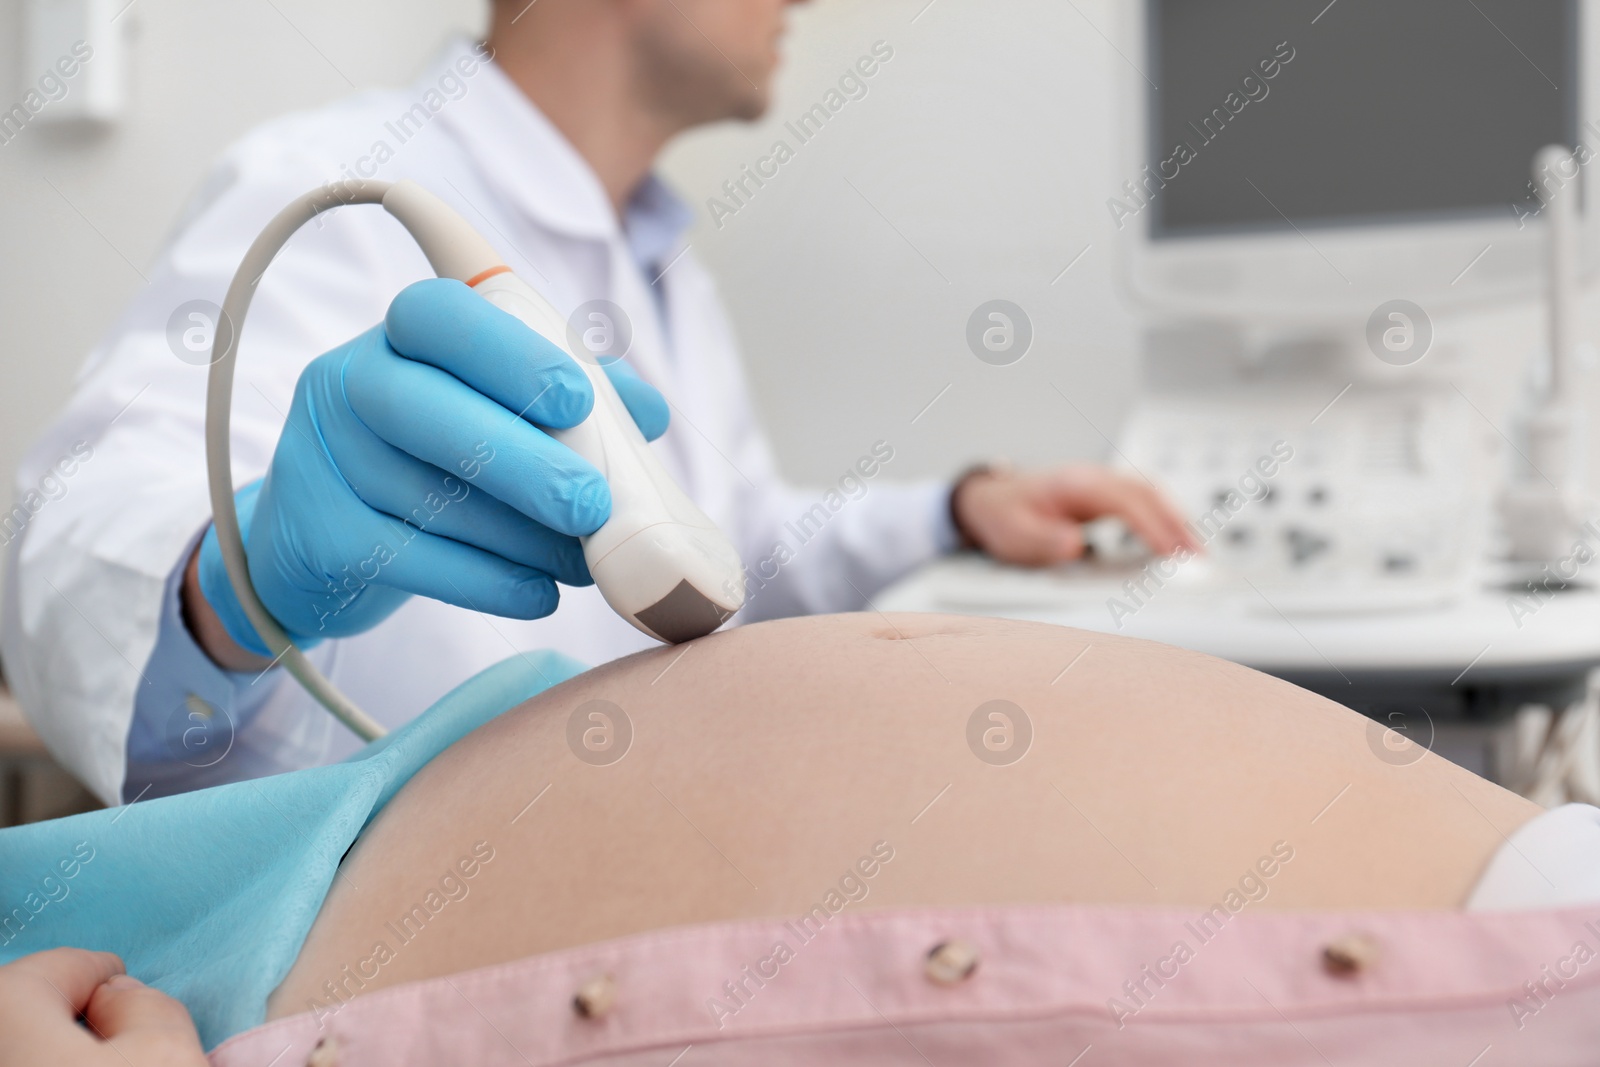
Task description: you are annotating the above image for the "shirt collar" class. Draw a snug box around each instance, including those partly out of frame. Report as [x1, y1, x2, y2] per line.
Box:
[430, 38, 693, 271]
[625, 173, 696, 275]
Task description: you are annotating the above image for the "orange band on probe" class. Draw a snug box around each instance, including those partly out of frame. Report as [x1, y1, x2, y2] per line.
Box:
[465, 265, 513, 288]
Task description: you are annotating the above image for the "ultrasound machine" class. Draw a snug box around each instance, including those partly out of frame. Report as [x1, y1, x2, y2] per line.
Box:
[880, 0, 1600, 798]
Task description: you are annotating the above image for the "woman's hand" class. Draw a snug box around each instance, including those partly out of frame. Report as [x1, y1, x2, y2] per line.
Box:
[0, 949, 207, 1066]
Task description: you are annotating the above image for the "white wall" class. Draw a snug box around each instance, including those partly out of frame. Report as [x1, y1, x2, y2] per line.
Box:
[0, 0, 488, 451]
[1, 0, 1596, 617]
[659, 0, 1144, 483]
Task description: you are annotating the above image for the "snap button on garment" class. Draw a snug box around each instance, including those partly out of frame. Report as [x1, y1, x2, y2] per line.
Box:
[925, 939, 980, 984]
[573, 974, 617, 1018]
[1322, 932, 1380, 976]
[305, 1036, 339, 1067]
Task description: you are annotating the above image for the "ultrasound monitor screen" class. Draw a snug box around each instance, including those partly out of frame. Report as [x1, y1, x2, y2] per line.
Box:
[1147, 0, 1579, 237]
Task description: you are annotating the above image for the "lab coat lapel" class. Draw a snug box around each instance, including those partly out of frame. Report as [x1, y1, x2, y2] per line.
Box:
[603, 236, 699, 489]
[651, 256, 744, 528]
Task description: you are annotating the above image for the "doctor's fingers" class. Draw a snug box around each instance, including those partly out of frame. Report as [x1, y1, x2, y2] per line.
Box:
[381, 284, 671, 447]
[998, 511, 1091, 567]
[342, 342, 611, 538]
[83, 976, 208, 1066]
[355, 522, 564, 621]
[604, 360, 670, 442]
[331, 437, 592, 586]
[383, 279, 595, 429]
[1060, 474, 1193, 556]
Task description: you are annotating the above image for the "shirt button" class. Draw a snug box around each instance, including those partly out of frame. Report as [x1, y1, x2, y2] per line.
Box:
[305, 1036, 339, 1066]
[925, 939, 980, 985]
[573, 973, 617, 1018]
[1322, 932, 1380, 976]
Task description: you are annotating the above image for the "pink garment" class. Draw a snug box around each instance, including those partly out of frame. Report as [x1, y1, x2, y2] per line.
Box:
[212, 902, 1600, 1066]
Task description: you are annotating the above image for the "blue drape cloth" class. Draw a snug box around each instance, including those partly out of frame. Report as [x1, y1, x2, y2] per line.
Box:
[0, 650, 587, 1049]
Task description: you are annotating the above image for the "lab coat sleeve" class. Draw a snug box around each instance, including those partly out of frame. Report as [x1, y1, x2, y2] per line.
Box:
[673, 263, 960, 622]
[736, 470, 961, 622]
[0, 129, 430, 804]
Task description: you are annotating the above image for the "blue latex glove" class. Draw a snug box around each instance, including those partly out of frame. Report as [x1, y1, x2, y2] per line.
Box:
[197, 278, 670, 656]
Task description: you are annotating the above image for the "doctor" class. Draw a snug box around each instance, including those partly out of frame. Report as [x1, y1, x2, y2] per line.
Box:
[2, 0, 1192, 804]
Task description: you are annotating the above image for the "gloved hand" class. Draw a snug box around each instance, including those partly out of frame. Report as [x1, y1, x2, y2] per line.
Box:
[196, 278, 670, 657]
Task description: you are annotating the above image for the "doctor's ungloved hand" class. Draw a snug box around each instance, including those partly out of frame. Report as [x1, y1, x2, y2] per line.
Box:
[950, 463, 1198, 566]
[185, 278, 671, 670]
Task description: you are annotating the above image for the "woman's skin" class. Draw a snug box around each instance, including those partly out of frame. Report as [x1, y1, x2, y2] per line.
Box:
[270, 613, 1541, 1018]
[0, 949, 208, 1066]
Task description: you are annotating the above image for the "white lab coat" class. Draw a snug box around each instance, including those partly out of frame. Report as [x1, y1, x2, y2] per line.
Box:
[0, 40, 954, 804]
